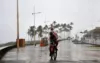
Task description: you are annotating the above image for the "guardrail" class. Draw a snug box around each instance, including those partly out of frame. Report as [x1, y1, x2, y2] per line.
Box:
[0, 45, 16, 60]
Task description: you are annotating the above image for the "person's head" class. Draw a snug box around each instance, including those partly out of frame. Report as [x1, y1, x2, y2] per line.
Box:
[51, 27, 54, 31]
[50, 24, 54, 31]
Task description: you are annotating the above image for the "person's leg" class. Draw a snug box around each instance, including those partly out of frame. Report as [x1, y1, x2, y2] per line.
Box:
[49, 46, 51, 56]
[49, 45, 53, 56]
[55, 42, 58, 51]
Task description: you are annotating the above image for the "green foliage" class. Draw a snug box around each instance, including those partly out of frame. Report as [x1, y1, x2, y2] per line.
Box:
[37, 25, 43, 38]
[43, 25, 48, 30]
[80, 30, 88, 34]
[27, 21, 74, 40]
[53, 21, 57, 25]
[27, 26, 37, 38]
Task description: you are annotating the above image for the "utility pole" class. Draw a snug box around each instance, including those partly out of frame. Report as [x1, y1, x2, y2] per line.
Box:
[32, 6, 41, 45]
[16, 0, 19, 50]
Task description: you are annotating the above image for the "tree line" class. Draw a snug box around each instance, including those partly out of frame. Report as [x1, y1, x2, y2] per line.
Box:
[27, 21, 74, 41]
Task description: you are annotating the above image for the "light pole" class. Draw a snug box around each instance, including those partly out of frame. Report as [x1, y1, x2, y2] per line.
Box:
[32, 6, 41, 45]
[16, 0, 19, 50]
[44, 15, 49, 25]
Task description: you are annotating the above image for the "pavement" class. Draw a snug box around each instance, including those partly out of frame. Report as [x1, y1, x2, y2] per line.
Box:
[1, 40, 100, 63]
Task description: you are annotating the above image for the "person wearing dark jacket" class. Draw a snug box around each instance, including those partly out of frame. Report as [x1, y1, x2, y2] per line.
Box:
[49, 27, 58, 57]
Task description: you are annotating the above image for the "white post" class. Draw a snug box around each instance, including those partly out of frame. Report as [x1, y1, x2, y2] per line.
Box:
[17, 0, 19, 50]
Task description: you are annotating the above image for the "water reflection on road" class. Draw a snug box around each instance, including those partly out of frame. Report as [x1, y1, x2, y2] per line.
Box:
[2, 40, 100, 63]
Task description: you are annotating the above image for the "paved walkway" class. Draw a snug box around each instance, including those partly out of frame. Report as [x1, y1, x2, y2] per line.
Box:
[1, 40, 100, 63]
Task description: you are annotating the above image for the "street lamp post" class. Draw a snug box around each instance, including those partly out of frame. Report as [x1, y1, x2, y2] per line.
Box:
[16, 0, 19, 50]
[32, 6, 41, 45]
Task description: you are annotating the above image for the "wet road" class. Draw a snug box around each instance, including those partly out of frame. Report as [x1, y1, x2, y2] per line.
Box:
[1, 40, 100, 63]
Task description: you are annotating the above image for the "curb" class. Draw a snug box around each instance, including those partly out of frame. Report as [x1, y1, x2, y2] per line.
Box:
[0, 45, 16, 60]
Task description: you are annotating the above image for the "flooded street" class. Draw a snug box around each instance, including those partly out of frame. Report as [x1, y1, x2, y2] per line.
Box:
[1, 40, 100, 63]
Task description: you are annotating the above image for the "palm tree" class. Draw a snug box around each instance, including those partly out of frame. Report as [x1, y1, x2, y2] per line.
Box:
[27, 26, 37, 44]
[43, 25, 48, 30]
[67, 24, 73, 31]
[43, 25, 49, 37]
[59, 28, 63, 32]
[37, 25, 43, 40]
[59, 28, 63, 38]
[62, 23, 69, 39]
[80, 30, 88, 40]
[61, 23, 74, 40]
[70, 22, 74, 25]
[27, 29, 32, 43]
[80, 30, 88, 35]
[67, 24, 73, 38]
[54, 24, 60, 29]
[53, 21, 56, 26]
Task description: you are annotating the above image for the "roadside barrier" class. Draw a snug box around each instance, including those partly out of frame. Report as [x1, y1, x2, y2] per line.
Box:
[0, 45, 16, 60]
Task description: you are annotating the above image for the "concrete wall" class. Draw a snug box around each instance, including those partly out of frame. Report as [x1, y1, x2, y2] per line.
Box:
[0, 45, 16, 60]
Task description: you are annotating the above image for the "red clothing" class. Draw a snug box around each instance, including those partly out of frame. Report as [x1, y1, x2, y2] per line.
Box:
[49, 31, 58, 56]
[52, 31, 58, 40]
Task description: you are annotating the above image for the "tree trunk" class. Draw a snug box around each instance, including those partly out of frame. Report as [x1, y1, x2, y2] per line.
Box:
[31, 37, 33, 44]
[69, 31, 71, 42]
[64, 31, 66, 42]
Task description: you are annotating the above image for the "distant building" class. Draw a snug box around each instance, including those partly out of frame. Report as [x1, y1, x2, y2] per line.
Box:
[82, 27, 100, 45]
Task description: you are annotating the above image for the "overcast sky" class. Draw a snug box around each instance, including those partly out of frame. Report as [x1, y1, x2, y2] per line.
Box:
[0, 0, 100, 43]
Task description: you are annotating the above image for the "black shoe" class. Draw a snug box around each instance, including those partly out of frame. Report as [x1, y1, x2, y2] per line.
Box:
[54, 57, 56, 60]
